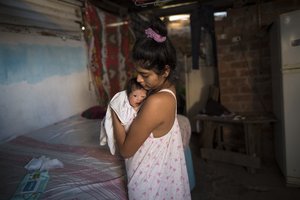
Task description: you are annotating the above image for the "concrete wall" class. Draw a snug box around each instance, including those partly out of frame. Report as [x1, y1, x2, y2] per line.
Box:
[168, 19, 217, 131]
[0, 30, 97, 142]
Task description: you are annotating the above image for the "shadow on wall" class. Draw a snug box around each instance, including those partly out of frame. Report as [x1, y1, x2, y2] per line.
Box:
[186, 84, 212, 132]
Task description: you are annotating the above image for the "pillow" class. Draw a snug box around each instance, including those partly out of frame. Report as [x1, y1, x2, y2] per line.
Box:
[81, 106, 106, 119]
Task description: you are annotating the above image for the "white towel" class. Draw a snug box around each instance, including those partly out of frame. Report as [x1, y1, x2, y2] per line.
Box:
[100, 90, 137, 155]
[25, 155, 64, 171]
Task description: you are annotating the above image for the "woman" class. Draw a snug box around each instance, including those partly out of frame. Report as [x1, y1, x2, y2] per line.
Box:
[111, 17, 191, 200]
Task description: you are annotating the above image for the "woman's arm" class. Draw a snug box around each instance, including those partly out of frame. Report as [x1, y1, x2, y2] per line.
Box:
[111, 107, 126, 150]
[111, 92, 176, 158]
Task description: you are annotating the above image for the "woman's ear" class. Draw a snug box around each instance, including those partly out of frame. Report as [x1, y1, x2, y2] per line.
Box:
[163, 65, 170, 77]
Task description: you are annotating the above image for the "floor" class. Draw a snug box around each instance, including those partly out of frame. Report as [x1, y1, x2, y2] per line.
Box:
[189, 133, 300, 200]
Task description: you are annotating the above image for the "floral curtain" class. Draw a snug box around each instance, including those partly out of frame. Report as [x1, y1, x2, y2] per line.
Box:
[83, 1, 133, 106]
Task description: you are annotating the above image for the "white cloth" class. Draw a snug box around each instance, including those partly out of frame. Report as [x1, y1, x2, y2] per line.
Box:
[25, 155, 64, 171]
[100, 90, 137, 155]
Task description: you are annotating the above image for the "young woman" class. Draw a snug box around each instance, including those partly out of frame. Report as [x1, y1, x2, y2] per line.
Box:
[111, 17, 191, 200]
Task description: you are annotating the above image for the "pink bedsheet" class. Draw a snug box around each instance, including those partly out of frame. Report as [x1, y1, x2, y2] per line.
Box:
[0, 116, 127, 200]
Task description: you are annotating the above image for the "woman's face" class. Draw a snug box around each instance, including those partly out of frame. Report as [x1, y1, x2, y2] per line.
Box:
[135, 65, 167, 91]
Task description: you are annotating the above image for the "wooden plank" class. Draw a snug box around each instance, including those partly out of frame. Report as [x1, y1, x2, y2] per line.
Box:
[201, 148, 261, 169]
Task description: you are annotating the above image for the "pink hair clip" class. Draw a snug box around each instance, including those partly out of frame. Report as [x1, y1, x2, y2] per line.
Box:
[145, 28, 166, 43]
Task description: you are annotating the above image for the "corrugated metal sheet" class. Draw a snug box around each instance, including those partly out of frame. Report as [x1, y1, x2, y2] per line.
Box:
[0, 0, 84, 38]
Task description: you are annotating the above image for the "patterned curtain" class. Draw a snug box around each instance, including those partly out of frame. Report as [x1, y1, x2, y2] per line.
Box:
[83, 1, 133, 106]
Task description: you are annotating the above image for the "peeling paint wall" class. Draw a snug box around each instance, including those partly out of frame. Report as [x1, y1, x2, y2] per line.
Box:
[0, 0, 98, 141]
[0, 29, 97, 142]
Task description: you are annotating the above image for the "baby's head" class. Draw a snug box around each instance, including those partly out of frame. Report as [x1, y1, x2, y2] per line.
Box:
[126, 78, 147, 109]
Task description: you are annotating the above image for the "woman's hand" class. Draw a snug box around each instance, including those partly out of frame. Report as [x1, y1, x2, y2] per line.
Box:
[111, 108, 126, 153]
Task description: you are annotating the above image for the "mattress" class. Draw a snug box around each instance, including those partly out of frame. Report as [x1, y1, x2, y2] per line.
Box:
[0, 115, 127, 200]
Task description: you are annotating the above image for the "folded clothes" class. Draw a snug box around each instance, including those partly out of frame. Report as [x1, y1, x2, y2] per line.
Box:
[25, 155, 64, 171]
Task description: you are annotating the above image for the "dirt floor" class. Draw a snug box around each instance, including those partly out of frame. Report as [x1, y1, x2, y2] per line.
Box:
[190, 133, 300, 200]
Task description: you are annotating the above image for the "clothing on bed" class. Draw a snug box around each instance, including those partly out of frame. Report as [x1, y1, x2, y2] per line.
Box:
[100, 90, 137, 155]
[125, 89, 191, 200]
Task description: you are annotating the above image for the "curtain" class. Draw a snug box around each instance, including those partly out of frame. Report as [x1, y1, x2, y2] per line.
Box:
[83, 1, 133, 106]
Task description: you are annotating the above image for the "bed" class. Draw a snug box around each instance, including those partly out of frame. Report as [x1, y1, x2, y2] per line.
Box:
[0, 114, 195, 200]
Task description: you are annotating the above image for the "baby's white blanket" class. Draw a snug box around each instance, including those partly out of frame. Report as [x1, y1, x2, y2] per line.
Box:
[100, 91, 137, 155]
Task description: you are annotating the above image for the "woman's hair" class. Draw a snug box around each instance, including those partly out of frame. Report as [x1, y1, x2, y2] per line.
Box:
[126, 77, 145, 96]
[131, 16, 178, 83]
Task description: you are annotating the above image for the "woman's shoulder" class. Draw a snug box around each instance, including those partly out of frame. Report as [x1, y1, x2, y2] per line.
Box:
[143, 89, 176, 109]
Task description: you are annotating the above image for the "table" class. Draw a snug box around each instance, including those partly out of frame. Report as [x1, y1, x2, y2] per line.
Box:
[195, 114, 276, 173]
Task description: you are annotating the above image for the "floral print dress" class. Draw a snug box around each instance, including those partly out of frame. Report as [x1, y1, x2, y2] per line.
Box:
[125, 89, 191, 200]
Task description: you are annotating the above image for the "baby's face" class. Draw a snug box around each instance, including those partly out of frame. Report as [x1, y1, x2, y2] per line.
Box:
[128, 89, 147, 109]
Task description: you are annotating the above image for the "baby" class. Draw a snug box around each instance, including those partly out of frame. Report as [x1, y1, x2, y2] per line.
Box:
[99, 78, 147, 155]
[124, 77, 147, 112]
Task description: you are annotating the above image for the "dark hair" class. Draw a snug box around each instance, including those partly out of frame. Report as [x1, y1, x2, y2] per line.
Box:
[131, 17, 178, 83]
[126, 77, 146, 96]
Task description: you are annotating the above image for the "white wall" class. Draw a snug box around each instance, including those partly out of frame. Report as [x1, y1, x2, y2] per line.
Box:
[185, 56, 216, 131]
[0, 30, 97, 142]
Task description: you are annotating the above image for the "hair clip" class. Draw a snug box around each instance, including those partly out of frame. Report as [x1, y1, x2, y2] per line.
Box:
[145, 28, 166, 43]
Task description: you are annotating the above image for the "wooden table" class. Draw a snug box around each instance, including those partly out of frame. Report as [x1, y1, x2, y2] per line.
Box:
[195, 114, 276, 173]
